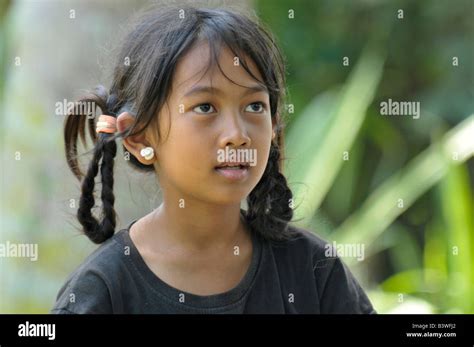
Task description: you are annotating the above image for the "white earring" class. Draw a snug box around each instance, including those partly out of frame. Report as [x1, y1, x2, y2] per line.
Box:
[140, 147, 155, 160]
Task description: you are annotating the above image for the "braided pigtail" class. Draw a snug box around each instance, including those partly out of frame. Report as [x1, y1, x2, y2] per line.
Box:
[246, 141, 295, 242]
[64, 86, 119, 244]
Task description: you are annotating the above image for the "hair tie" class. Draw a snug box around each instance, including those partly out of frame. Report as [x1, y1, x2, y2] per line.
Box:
[96, 115, 117, 134]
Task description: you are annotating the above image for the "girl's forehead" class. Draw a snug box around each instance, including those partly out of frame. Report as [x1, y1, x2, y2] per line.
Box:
[172, 41, 265, 96]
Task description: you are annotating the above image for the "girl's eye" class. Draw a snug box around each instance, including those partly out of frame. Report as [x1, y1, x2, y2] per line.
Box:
[245, 102, 266, 113]
[192, 102, 266, 114]
[193, 103, 215, 114]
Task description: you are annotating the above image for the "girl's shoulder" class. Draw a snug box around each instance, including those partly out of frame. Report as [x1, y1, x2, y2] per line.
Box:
[71, 228, 130, 277]
[50, 228, 131, 314]
[265, 224, 375, 314]
[265, 224, 355, 282]
[267, 224, 334, 262]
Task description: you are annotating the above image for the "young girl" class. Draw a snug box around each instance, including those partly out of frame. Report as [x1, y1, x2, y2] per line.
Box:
[52, 4, 375, 314]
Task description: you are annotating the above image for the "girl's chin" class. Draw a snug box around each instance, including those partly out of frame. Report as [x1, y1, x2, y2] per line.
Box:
[203, 187, 254, 206]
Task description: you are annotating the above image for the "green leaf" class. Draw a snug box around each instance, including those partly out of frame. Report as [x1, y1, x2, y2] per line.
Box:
[286, 48, 385, 225]
[331, 116, 474, 266]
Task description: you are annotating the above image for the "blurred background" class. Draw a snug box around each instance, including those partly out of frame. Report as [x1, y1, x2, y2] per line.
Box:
[0, 0, 472, 313]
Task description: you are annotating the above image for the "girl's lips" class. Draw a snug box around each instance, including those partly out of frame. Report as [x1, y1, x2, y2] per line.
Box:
[214, 165, 249, 181]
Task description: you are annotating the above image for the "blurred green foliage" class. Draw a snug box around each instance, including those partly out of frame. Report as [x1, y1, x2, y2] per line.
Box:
[256, 0, 473, 313]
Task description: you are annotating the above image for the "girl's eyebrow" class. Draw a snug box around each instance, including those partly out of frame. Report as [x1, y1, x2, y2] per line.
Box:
[183, 84, 268, 98]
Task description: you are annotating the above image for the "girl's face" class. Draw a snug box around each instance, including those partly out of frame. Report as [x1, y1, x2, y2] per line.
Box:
[149, 41, 274, 205]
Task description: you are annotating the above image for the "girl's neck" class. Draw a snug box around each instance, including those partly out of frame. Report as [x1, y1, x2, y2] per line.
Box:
[146, 200, 247, 252]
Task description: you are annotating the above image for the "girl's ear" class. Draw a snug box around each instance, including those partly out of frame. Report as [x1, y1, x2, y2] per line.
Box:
[116, 112, 155, 164]
[272, 113, 278, 140]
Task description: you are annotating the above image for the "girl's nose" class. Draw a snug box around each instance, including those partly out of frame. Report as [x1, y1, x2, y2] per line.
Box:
[218, 113, 251, 148]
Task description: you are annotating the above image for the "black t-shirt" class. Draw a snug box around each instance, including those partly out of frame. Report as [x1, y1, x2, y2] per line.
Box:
[51, 220, 375, 314]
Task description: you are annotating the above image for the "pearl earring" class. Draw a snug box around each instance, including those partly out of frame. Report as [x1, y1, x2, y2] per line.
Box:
[140, 147, 155, 160]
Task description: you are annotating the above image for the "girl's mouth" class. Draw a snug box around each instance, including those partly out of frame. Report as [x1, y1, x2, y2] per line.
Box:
[214, 163, 250, 181]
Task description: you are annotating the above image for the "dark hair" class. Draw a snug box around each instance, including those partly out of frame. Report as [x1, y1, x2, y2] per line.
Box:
[64, 4, 294, 244]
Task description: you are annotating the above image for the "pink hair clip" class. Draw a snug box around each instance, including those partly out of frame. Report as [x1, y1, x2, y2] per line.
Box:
[96, 115, 117, 134]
